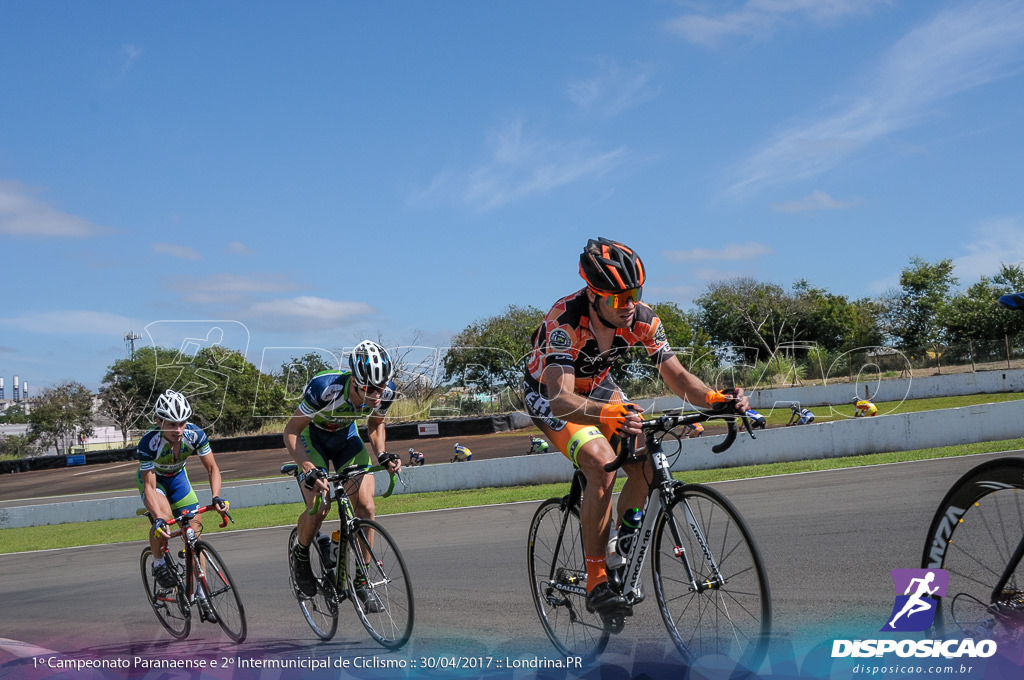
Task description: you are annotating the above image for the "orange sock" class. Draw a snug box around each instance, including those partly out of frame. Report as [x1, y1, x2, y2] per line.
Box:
[585, 555, 608, 592]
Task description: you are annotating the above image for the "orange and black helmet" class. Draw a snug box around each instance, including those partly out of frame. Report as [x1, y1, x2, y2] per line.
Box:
[579, 237, 645, 293]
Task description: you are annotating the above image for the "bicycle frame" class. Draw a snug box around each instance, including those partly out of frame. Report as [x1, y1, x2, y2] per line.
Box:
[285, 463, 399, 591]
[614, 419, 735, 603]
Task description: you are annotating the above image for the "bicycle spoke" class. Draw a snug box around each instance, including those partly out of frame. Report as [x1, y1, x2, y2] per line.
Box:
[195, 542, 247, 642]
[527, 498, 609, 662]
[287, 528, 339, 640]
[653, 486, 770, 670]
[923, 459, 1024, 646]
[140, 547, 191, 640]
[346, 519, 414, 649]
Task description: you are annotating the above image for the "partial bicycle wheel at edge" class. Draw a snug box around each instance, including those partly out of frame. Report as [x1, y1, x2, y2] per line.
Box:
[140, 547, 190, 640]
[287, 527, 339, 640]
[527, 498, 609, 662]
[653, 484, 771, 670]
[345, 519, 414, 649]
[194, 541, 247, 642]
[921, 457, 1024, 643]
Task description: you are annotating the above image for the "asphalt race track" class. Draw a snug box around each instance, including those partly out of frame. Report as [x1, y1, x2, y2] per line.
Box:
[5, 448, 1024, 679]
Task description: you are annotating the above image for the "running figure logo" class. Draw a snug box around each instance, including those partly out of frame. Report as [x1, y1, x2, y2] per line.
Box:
[881, 569, 948, 632]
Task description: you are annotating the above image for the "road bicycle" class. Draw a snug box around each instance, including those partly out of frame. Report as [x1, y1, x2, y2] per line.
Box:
[920, 456, 1024, 648]
[281, 461, 414, 648]
[139, 502, 247, 642]
[527, 408, 771, 666]
[920, 291, 1024, 650]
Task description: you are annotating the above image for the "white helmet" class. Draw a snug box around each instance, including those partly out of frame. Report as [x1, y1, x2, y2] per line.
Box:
[349, 340, 395, 388]
[154, 389, 192, 423]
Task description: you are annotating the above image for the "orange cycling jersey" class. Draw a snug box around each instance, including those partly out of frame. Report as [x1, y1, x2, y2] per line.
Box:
[524, 288, 674, 395]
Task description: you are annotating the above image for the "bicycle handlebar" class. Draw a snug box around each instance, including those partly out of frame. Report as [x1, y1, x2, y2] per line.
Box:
[281, 461, 402, 511]
[148, 502, 234, 539]
[602, 407, 755, 473]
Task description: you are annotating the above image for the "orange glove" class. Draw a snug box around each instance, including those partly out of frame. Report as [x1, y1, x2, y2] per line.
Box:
[705, 388, 739, 412]
[600, 402, 637, 432]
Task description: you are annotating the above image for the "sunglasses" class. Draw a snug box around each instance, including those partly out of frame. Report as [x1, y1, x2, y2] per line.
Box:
[591, 286, 642, 309]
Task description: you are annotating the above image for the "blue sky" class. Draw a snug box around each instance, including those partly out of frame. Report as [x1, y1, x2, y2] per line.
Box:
[2, 1, 1024, 392]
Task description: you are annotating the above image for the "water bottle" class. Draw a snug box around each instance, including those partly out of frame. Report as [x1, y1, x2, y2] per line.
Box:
[329, 530, 341, 568]
[615, 508, 643, 560]
[176, 548, 187, 576]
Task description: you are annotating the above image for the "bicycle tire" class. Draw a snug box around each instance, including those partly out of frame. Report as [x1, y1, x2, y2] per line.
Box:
[344, 519, 414, 649]
[652, 484, 771, 670]
[194, 541, 247, 642]
[527, 497, 610, 662]
[921, 457, 1024, 642]
[287, 527, 339, 640]
[140, 547, 191, 640]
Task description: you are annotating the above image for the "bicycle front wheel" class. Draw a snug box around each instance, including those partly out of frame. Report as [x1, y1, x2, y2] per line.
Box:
[527, 498, 609, 662]
[653, 484, 771, 670]
[194, 541, 247, 642]
[344, 519, 414, 649]
[922, 457, 1024, 644]
[140, 547, 190, 640]
[287, 528, 339, 641]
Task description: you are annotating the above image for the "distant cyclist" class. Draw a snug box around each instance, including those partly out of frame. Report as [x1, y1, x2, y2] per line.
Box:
[452, 443, 473, 462]
[283, 340, 401, 608]
[408, 447, 425, 466]
[745, 408, 767, 430]
[137, 390, 228, 589]
[787, 404, 815, 426]
[681, 421, 704, 438]
[529, 436, 549, 454]
[853, 398, 878, 417]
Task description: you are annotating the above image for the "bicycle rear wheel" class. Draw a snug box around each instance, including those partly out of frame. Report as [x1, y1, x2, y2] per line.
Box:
[140, 547, 190, 640]
[345, 519, 414, 649]
[653, 484, 771, 670]
[194, 541, 247, 642]
[287, 528, 339, 640]
[921, 457, 1024, 645]
[527, 497, 609, 662]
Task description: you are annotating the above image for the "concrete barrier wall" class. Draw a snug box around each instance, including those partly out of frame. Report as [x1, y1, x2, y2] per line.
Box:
[638, 367, 1024, 414]
[4, 399, 1023, 529]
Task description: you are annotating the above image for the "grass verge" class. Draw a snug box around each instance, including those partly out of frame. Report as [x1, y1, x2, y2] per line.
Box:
[3, 436, 1023, 555]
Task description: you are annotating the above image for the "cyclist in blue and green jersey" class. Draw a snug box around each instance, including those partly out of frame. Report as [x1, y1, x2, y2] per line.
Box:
[284, 340, 402, 604]
[137, 389, 228, 589]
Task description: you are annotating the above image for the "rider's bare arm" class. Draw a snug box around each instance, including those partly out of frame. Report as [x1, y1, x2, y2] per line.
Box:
[198, 451, 224, 507]
[368, 412, 400, 472]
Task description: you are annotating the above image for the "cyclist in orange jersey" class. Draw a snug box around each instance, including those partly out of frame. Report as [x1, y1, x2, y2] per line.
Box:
[522, 237, 748, 618]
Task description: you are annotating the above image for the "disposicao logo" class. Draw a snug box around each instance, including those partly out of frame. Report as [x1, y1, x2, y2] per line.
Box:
[881, 568, 948, 632]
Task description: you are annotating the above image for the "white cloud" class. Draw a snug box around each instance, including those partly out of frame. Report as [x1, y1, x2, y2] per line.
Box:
[728, 1, 1024, 196]
[772, 190, 858, 212]
[665, 0, 886, 47]
[165, 273, 306, 305]
[418, 118, 628, 210]
[0, 310, 132, 335]
[567, 59, 660, 117]
[153, 242, 202, 260]
[226, 241, 256, 255]
[0, 180, 109, 237]
[250, 296, 377, 330]
[664, 241, 774, 263]
[953, 216, 1024, 282]
[121, 44, 142, 76]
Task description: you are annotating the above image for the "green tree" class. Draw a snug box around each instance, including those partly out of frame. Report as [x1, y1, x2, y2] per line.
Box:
[880, 257, 958, 369]
[695, 278, 801, 361]
[97, 383, 144, 447]
[27, 381, 95, 454]
[0, 403, 29, 424]
[443, 304, 545, 396]
[0, 433, 36, 459]
[102, 345, 289, 437]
